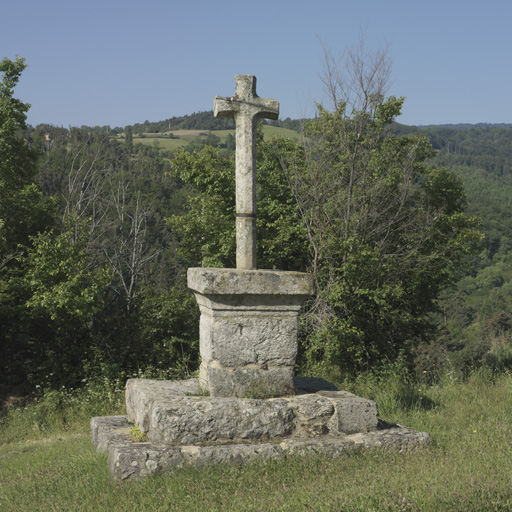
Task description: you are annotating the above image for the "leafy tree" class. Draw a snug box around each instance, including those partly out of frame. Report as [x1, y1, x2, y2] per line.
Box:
[283, 98, 482, 375]
[277, 42, 483, 375]
[0, 56, 53, 266]
[125, 125, 133, 154]
[0, 57, 56, 389]
[17, 219, 110, 386]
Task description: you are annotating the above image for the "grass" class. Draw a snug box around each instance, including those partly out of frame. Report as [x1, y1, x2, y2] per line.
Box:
[116, 125, 301, 153]
[132, 135, 189, 151]
[261, 125, 302, 141]
[1, 369, 512, 510]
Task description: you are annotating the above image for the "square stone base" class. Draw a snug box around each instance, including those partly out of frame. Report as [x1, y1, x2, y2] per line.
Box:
[124, 377, 380, 446]
[188, 268, 314, 397]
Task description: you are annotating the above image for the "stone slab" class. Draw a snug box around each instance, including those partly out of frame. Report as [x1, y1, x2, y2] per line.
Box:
[319, 390, 379, 435]
[149, 395, 294, 445]
[188, 267, 314, 297]
[125, 378, 201, 433]
[92, 415, 431, 481]
[199, 314, 298, 367]
[126, 378, 378, 445]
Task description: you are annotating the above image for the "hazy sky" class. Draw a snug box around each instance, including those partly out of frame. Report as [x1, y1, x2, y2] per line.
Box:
[3, 0, 511, 128]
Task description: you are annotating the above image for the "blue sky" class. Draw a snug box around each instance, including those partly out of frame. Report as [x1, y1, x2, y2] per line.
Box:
[3, 0, 511, 128]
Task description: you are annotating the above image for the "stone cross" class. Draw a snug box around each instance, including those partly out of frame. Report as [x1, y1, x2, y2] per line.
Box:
[214, 75, 279, 270]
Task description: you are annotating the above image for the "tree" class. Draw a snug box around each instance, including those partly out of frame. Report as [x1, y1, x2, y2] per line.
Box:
[275, 42, 482, 375]
[0, 56, 53, 267]
[168, 130, 309, 271]
[125, 125, 133, 154]
[20, 126, 196, 387]
[0, 56, 54, 388]
[280, 99, 481, 375]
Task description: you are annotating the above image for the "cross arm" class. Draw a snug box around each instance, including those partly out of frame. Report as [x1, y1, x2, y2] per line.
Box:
[214, 96, 239, 118]
[214, 75, 279, 121]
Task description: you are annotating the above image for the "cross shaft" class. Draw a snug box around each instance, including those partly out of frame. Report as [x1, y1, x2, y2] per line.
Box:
[214, 75, 279, 269]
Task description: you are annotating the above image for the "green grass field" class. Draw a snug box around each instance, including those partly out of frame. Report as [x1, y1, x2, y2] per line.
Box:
[1, 370, 512, 511]
[116, 125, 301, 153]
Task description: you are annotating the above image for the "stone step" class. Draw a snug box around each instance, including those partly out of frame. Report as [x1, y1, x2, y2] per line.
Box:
[125, 377, 379, 446]
[91, 415, 431, 481]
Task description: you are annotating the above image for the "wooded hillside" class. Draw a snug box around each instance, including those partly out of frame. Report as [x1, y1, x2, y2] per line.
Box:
[1, 59, 511, 394]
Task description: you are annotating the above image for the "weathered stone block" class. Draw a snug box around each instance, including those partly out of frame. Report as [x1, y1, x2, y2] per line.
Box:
[92, 377, 430, 480]
[180, 443, 282, 466]
[124, 378, 378, 446]
[125, 378, 200, 432]
[199, 314, 298, 367]
[109, 442, 185, 481]
[280, 437, 358, 456]
[91, 415, 131, 453]
[318, 390, 379, 434]
[149, 396, 294, 445]
[202, 365, 296, 398]
[188, 267, 314, 397]
[288, 394, 334, 437]
[188, 267, 314, 297]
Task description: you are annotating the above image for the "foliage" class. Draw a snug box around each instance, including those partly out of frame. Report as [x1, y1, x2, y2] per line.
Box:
[168, 145, 237, 267]
[410, 124, 512, 374]
[0, 56, 54, 263]
[1, 53, 509, 394]
[0, 376, 125, 444]
[279, 97, 482, 375]
[170, 96, 481, 376]
[15, 131, 200, 388]
[24, 220, 110, 322]
[129, 425, 149, 442]
[14, 220, 111, 387]
[168, 131, 309, 271]
[0, 60, 200, 392]
[137, 288, 199, 378]
[0, 57, 56, 389]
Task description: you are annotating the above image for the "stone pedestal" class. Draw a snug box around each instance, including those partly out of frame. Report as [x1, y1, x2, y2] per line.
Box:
[187, 268, 314, 397]
[91, 377, 431, 481]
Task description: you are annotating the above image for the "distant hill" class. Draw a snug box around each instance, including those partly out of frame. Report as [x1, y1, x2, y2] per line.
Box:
[129, 111, 234, 134]
[125, 111, 308, 135]
[418, 123, 512, 130]
[51, 110, 511, 137]
[127, 113, 511, 136]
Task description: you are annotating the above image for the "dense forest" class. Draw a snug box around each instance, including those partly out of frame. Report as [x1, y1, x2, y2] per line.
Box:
[2, 55, 512, 396]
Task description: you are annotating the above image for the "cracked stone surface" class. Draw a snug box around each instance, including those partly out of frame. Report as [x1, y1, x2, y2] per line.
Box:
[125, 378, 378, 444]
[95, 377, 430, 480]
[92, 415, 431, 481]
